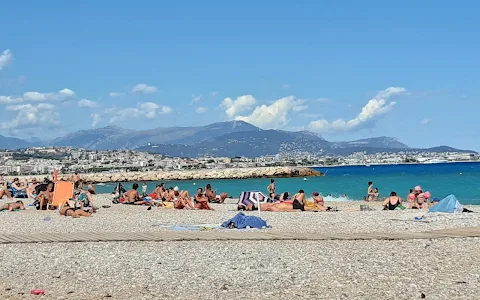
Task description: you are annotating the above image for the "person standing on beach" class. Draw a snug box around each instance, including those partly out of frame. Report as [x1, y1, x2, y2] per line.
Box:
[141, 182, 147, 197]
[267, 179, 276, 194]
[72, 172, 81, 189]
[367, 181, 374, 201]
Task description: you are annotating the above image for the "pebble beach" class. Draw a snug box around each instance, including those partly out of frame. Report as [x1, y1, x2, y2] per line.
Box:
[1, 194, 480, 299]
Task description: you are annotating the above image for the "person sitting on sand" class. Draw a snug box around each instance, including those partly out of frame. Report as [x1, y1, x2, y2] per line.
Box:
[382, 192, 402, 210]
[123, 183, 140, 204]
[410, 193, 428, 209]
[59, 202, 92, 218]
[292, 190, 322, 211]
[1, 200, 25, 212]
[173, 189, 196, 210]
[35, 182, 54, 210]
[311, 192, 327, 210]
[0, 181, 12, 200]
[10, 178, 27, 197]
[205, 184, 225, 203]
[278, 192, 292, 203]
[74, 190, 94, 213]
[372, 188, 380, 201]
[26, 177, 40, 198]
[407, 189, 415, 203]
[194, 188, 213, 210]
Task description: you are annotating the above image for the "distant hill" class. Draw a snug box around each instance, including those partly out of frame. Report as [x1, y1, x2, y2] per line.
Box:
[136, 128, 475, 157]
[0, 121, 475, 156]
[332, 136, 409, 149]
[0, 135, 32, 150]
[48, 121, 259, 150]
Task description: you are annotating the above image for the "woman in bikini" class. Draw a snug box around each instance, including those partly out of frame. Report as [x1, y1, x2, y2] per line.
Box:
[1, 200, 25, 211]
[59, 204, 92, 217]
[382, 191, 402, 210]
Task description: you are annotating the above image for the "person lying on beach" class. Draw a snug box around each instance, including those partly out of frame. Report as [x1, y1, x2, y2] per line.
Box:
[59, 203, 92, 218]
[123, 183, 140, 204]
[194, 188, 213, 210]
[245, 202, 299, 212]
[1, 200, 25, 211]
[382, 192, 402, 210]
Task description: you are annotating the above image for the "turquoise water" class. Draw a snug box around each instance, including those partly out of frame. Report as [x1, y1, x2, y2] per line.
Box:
[94, 162, 480, 205]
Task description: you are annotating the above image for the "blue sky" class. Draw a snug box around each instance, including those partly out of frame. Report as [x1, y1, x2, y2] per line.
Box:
[0, 1, 479, 150]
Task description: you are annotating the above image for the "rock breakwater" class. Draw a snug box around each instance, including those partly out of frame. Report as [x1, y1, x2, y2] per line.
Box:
[9, 167, 321, 184]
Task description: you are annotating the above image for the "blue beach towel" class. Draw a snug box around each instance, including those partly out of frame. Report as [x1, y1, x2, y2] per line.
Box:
[428, 194, 463, 213]
[221, 212, 268, 229]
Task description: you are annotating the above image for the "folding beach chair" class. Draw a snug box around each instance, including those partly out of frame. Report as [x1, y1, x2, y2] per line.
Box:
[51, 181, 74, 208]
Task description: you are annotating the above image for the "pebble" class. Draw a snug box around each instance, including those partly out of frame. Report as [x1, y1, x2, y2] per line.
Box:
[0, 194, 479, 299]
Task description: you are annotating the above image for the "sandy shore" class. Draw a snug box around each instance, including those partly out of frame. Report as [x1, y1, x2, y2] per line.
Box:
[1, 194, 479, 299]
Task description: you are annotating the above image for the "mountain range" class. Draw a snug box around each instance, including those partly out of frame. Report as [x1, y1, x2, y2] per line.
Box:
[0, 121, 475, 157]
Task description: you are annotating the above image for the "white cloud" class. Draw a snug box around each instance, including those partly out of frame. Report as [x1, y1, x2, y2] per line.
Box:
[132, 83, 158, 94]
[420, 118, 432, 125]
[292, 105, 308, 112]
[1, 103, 59, 131]
[210, 91, 218, 97]
[196, 106, 207, 114]
[308, 87, 406, 133]
[109, 92, 125, 97]
[0, 88, 76, 104]
[59, 88, 75, 97]
[0, 49, 13, 71]
[221, 95, 256, 118]
[108, 102, 171, 123]
[191, 94, 202, 103]
[234, 96, 306, 128]
[77, 99, 98, 108]
[90, 113, 101, 127]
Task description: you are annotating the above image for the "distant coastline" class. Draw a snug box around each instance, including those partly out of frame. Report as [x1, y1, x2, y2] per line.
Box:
[308, 160, 480, 168]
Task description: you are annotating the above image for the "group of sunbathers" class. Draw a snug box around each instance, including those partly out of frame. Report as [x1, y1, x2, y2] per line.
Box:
[0, 174, 95, 217]
[364, 181, 437, 210]
[243, 189, 333, 212]
[114, 182, 229, 210]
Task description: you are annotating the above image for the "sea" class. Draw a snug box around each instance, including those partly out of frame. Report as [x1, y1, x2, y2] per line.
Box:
[93, 162, 480, 205]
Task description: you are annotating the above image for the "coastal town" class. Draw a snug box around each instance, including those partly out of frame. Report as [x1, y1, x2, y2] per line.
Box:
[0, 146, 477, 176]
